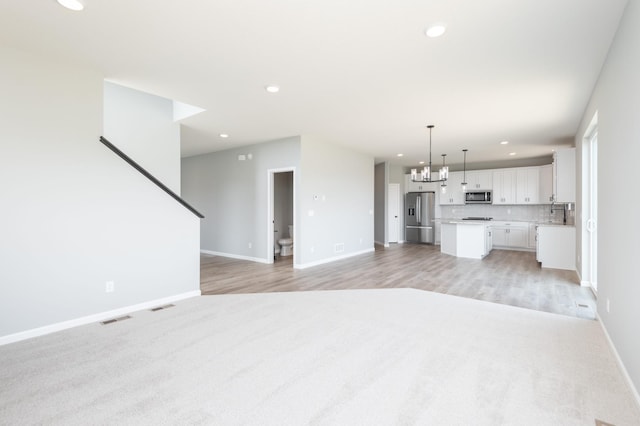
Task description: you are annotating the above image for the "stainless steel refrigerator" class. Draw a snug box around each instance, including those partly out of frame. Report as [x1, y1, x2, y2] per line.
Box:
[405, 191, 435, 244]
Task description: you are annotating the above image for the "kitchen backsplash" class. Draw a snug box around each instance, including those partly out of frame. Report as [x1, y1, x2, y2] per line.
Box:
[440, 204, 575, 224]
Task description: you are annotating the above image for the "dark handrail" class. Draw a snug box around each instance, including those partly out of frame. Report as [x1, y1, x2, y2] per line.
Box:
[99, 136, 204, 218]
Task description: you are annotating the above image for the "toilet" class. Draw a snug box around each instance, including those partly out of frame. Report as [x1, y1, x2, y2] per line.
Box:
[278, 225, 294, 257]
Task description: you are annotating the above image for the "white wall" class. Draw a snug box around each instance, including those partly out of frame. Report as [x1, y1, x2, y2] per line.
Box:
[182, 135, 375, 268]
[575, 0, 640, 397]
[0, 47, 200, 341]
[298, 136, 375, 266]
[181, 137, 301, 262]
[104, 81, 181, 194]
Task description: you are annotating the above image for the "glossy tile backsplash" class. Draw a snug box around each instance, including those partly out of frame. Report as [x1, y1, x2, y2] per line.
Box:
[440, 204, 571, 224]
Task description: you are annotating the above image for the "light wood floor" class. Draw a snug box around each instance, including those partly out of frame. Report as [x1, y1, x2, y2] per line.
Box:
[201, 244, 597, 319]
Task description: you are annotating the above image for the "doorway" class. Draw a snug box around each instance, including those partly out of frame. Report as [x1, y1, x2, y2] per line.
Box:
[268, 168, 295, 265]
[582, 113, 598, 292]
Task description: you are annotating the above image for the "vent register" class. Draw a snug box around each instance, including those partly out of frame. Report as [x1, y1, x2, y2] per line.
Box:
[100, 304, 175, 325]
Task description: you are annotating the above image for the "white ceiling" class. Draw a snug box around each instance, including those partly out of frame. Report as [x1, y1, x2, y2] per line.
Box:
[1, 0, 628, 169]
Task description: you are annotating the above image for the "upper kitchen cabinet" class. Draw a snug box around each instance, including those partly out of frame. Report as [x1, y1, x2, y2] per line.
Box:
[539, 164, 553, 204]
[493, 169, 516, 204]
[553, 148, 576, 203]
[516, 167, 540, 204]
[440, 171, 465, 205]
[465, 170, 493, 190]
[404, 174, 439, 193]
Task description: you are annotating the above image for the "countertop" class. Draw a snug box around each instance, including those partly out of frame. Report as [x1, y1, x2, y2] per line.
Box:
[438, 218, 493, 225]
[536, 222, 575, 228]
[437, 218, 574, 227]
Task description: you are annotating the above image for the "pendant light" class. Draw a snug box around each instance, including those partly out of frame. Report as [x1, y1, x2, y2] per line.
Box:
[440, 154, 448, 193]
[461, 149, 468, 192]
[411, 125, 448, 184]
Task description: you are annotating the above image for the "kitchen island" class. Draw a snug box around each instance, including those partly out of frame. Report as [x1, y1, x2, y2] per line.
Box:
[440, 220, 493, 259]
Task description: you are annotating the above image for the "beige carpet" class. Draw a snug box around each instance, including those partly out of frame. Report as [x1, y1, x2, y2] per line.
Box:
[1, 289, 638, 425]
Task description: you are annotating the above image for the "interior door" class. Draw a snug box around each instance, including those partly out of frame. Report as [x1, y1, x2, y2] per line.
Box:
[388, 183, 400, 243]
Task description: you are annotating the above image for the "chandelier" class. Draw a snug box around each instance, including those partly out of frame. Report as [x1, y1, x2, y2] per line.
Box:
[410, 125, 448, 185]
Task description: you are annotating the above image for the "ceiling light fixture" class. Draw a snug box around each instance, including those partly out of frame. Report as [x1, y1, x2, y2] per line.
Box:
[411, 125, 448, 192]
[397, 153, 403, 157]
[461, 149, 468, 192]
[509, 152, 517, 156]
[265, 85, 280, 93]
[500, 140, 509, 145]
[219, 133, 229, 138]
[57, 0, 84, 11]
[425, 24, 446, 38]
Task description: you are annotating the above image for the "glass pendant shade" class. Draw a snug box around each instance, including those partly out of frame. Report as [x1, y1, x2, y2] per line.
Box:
[422, 166, 430, 180]
[411, 168, 417, 181]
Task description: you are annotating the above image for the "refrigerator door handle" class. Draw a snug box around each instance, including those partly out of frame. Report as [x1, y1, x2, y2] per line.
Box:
[416, 196, 421, 224]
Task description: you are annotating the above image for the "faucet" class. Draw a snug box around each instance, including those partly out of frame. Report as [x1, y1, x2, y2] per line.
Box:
[550, 202, 567, 224]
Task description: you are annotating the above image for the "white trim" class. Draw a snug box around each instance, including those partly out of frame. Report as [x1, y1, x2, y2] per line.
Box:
[0, 290, 201, 346]
[597, 313, 640, 409]
[201, 249, 269, 264]
[294, 248, 374, 270]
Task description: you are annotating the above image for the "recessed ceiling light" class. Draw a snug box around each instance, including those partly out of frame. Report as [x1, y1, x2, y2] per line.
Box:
[219, 133, 229, 138]
[425, 24, 446, 38]
[265, 85, 280, 93]
[509, 152, 517, 156]
[419, 161, 425, 164]
[500, 140, 509, 145]
[397, 153, 403, 157]
[57, 0, 84, 11]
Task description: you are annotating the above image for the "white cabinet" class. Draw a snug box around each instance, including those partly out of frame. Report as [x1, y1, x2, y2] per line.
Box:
[404, 174, 438, 193]
[537, 225, 576, 270]
[553, 148, 576, 203]
[486, 226, 494, 255]
[439, 171, 465, 205]
[491, 221, 529, 249]
[492, 170, 516, 204]
[516, 167, 540, 204]
[539, 164, 553, 204]
[465, 170, 493, 190]
[528, 223, 537, 249]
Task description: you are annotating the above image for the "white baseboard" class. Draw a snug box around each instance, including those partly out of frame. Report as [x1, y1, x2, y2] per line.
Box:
[201, 249, 270, 264]
[597, 313, 640, 409]
[295, 248, 375, 270]
[0, 290, 201, 346]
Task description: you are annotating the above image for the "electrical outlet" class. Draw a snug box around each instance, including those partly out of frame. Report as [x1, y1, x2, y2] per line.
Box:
[105, 281, 114, 293]
[606, 298, 610, 313]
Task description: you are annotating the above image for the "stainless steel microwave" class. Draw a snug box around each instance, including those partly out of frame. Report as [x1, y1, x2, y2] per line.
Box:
[465, 190, 492, 204]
